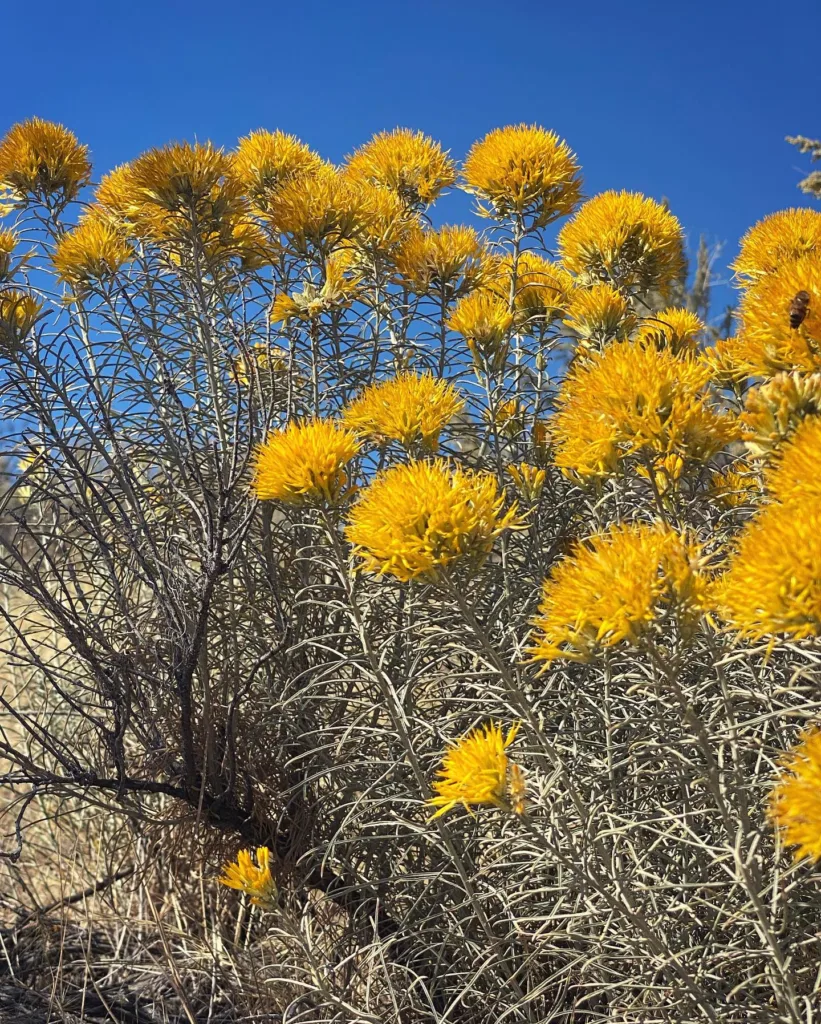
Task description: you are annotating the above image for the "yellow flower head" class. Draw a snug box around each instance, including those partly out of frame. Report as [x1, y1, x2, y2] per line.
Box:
[344, 128, 456, 207]
[268, 165, 373, 252]
[713, 496, 821, 641]
[769, 727, 821, 864]
[0, 118, 91, 203]
[428, 721, 525, 818]
[551, 342, 736, 480]
[741, 372, 821, 458]
[271, 253, 360, 324]
[508, 462, 546, 503]
[53, 213, 132, 291]
[127, 141, 239, 214]
[252, 419, 360, 505]
[765, 416, 821, 506]
[562, 283, 636, 350]
[0, 290, 41, 348]
[557, 190, 685, 293]
[708, 465, 761, 509]
[529, 522, 709, 664]
[635, 307, 705, 357]
[351, 181, 417, 256]
[484, 251, 575, 333]
[448, 290, 514, 370]
[700, 337, 751, 388]
[231, 130, 327, 212]
[343, 371, 464, 452]
[346, 460, 520, 582]
[492, 398, 525, 438]
[733, 208, 821, 281]
[736, 253, 821, 374]
[219, 847, 277, 907]
[393, 225, 486, 297]
[0, 228, 18, 283]
[462, 124, 582, 227]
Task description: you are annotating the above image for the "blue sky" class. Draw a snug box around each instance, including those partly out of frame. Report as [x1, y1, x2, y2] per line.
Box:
[5, 0, 820, 320]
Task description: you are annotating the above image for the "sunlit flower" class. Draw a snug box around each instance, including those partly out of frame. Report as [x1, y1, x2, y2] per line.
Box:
[765, 416, 821, 505]
[52, 213, 132, 291]
[343, 371, 464, 452]
[462, 124, 582, 227]
[0, 228, 18, 283]
[733, 208, 821, 280]
[562, 283, 636, 350]
[0, 118, 91, 204]
[270, 253, 360, 323]
[427, 721, 525, 818]
[344, 128, 456, 207]
[127, 141, 239, 214]
[484, 251, 575, 334]
[393, 225, 486, 298]
[508, 462, 546, 503]
[0, 290, 41, 348]
[635, 451, 686, 498]
[448, 290, 514, 371]
[252, 419, 360, 505]
[736, 253, 821, 374]
[231, 130, 327, 212]
[557, 191, 685, 293]
[700, 337, 751, 388]
[351, 181, 417, 257]
[708, 464, 762, 509]
[635, 307, 704, 357]
[713, 496, 821, 641]
[346, 460, 520, 582]
[741, 372, 821, 458]
[491, 398, 525, 437]
[268, 165, 373, 252]
[551, 341, 736, 480]
[769, 728, 821, 863]
[529, 522, 710, 663]
[219, 847, 277, 907]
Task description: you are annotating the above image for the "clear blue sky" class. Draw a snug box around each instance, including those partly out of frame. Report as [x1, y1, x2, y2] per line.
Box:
[5, 0, 820, 319]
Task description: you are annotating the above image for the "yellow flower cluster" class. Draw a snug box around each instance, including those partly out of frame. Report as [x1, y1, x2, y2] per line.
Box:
[551, 342, 736, 480]
[769, 728, 821, 863]
[507, 462, 546, 503]
[448, 290, 514, 371]
[393, 225, 486, 298]
[231, 129, 328, 213]
[428, 722, 526, 818]
[343, 371, 464, 452]
[735, 253, 821, 375]
[252, 419, 360, 505]
[529, 522, 709, 663]
[0, 290, 41, 348]
[0, 229, 18, 283]
[487, 252, 575, 335]
[462, 124, 582, 227]
[741, 372, 821, 458]
[714, 420, 821, 641]
[635, 307, 704, 357]
[271, 254, 360, 324]
[346, 460, 519, 582]
[219, 846, 277, 907]
[700, 337, 751, 389]
[267, 165, 375, 253]
[733, 208, 821, 280]
[52, 215, 133, 291]
[708, 465, 761, 509]
[562, 283, 636, 351]
[344, 128, 457, 207]
[558, 191, 685, 293]
[0, 118, 91, 203]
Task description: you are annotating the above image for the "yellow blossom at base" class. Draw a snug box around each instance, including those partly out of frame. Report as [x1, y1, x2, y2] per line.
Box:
[462, 124, 582, 227]
[344, 128, 456, 207]
[733, 208, 821, 280]
[769, 728, 821, 863]
[557, 190, 685, 293]
[252, 420, 360, 505]
[713, 494, 821, 642]
[343, 371, 463, 452]
[346, 460, 520, 582]
[528, 522, 710, 664]
[428, 722, 525, 818]
[219, 847, 277, 907]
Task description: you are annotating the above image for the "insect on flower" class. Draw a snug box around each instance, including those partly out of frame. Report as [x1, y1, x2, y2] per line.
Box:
[789, 290, 810, 330]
